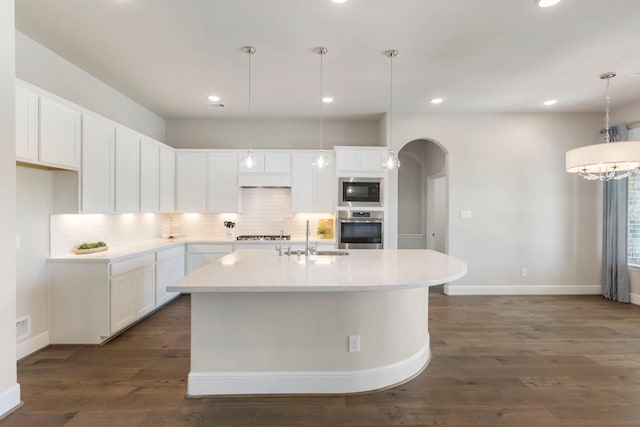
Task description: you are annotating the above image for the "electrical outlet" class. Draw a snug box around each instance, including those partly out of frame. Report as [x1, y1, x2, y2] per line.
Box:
[522, 268, 528, 277]
[348, 335, 360, 352]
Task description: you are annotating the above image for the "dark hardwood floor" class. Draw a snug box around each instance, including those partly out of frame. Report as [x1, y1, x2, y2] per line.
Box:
[3, 289, 640, 426]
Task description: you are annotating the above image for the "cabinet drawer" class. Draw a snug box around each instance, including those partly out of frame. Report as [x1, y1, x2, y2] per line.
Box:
[188, 244, 233, 254]
[110, 253, 156, 277]
[156, 245, 186, 262]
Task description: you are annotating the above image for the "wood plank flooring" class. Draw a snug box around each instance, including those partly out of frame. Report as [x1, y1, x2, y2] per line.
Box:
[2, 289, 640, 426]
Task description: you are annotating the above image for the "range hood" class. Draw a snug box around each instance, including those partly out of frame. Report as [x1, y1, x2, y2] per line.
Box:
[237, 173, 291, 188]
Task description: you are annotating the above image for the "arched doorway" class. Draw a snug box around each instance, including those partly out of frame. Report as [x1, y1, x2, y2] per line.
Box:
[397, 139, 447, 252]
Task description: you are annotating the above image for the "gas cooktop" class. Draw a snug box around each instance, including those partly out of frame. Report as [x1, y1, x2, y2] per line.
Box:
[236, 235, 291, 241]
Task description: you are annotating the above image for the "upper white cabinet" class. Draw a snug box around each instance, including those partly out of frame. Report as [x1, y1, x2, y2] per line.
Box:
[335, 147, 388, 176]
[159, 145, 176, 213]
[15, 81, 81, 170]
[81, 114, 115, 213]
[237, 151, 292, 187]
[291, 152, 335, 213]
[115, 127, 140, 213]
[176, 151, 207, 212]
[207, 152, 240, 212]
[140, 137, 160, 212]
[39, 97, 82, 169]
[15, 84, 39, 161]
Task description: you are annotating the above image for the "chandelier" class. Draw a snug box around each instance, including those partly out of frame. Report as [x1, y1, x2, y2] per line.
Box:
[566, 72, 640, 181]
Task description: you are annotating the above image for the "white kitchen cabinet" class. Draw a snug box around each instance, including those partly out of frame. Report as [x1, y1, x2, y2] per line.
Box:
[15, 84, 39, 162]
[81, 114, 115, 213]
[110, 253, 156, 334]
[291, 151, 335, 213]
[237, 151, 292, 187]
[156, 245, 185, 306]
[159, 145, 176, 212]
[176, 151, 207, 212]
[115, 126, 140, 213]
[207, 152, 240, 212]
[39, 96, 82, 169]
[49, 245, 182, 344]
[140, 137, 160, 212]
[187, 244, 233, 273]
[335, 147, 388, 176]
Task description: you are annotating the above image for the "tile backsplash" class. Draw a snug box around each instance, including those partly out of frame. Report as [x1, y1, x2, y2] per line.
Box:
[50, 188, 334, 256]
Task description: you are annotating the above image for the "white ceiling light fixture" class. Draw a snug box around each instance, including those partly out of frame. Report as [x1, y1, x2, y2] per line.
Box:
[322, 97, 334, 103]
[312, 47, 331, 170]
[382, 49, 401, 170]
[430, 97, 444, 105]
[331, 0, 348, 3]
[535, 0, 561, 7]
[566, 72, 640, 181]
[543, 99, 557, 106]
[240, 46, 258, 169]
[207, 95, 220, 102]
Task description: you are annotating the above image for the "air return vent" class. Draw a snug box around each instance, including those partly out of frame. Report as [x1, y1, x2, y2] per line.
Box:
[16, 316, 30, 340]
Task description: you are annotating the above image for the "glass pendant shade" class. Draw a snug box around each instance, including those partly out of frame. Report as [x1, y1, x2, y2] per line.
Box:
[312, 150, 330, 169]
[566, 141, 640, 180]
[382, 149, 401, 169]
[241, 149, 258, 169]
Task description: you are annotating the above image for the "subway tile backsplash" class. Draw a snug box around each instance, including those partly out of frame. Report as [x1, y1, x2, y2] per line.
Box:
[51, 188, 334, 256]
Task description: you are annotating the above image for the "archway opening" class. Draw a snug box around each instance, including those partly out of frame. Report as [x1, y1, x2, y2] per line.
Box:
[397, 139, 447, 252]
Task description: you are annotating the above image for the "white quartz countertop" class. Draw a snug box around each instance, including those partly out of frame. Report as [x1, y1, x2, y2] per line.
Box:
[47, 238, 336, 263]
[168, 249, 467, 293]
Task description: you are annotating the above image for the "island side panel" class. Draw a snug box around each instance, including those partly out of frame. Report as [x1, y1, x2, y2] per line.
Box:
[189, 288, 429, 394]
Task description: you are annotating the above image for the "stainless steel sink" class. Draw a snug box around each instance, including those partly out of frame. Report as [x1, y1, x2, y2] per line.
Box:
[314, 250, 349, 256]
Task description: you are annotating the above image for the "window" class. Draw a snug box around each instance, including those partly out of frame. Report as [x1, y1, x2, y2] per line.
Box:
[628, 126, 640, 266]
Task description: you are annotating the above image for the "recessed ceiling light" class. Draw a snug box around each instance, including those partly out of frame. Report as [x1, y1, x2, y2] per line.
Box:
[430, 97, 444, 105]
[322, 97, 334, 103]
[543, 99, 557, 106]
[207, 95, 221, 102]
[630, 69, 640, 77]
[535, 0, 561, 7]
[331, 0, 347, 3]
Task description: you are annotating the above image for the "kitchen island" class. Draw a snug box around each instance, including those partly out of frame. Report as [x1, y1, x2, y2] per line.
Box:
[168, 249, 467, 396]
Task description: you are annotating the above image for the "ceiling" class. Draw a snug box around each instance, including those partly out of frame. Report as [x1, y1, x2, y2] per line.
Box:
[14, 0, 640, 120]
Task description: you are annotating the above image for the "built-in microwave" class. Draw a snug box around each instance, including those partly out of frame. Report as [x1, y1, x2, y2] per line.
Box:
[338, 177, 383, 207]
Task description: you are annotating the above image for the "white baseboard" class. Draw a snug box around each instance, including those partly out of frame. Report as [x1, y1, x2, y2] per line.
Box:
[444, 284, 601, 296]
[188, 344, 430, 396]
[16, 331, 49, 360]
[0, 384, 20, 418]
[630, 293, 640, 305]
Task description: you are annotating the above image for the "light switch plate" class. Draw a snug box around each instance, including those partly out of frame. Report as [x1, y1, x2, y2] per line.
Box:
[460, 210, 472, 219]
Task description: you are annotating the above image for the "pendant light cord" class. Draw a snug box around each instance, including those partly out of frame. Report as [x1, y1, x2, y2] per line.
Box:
[389, 51, 393, 150]
[248, 47, 253, 150]
[320, 49, 324, 151]
[604, 77, 611, 144]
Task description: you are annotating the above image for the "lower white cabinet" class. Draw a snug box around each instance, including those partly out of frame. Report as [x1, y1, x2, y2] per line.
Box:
[110, 253, 156, 334]
[156, 245, 185, 306]
[49, 246, 183, 344]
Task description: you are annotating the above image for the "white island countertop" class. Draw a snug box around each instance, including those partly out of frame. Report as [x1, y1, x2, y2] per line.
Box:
[168, 249, 467, 293]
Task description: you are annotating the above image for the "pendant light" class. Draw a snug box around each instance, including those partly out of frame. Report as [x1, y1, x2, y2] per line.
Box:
[312, 47, 331, 170]
[566, 72, 640, 181]
[240, 46, 258, 169]
[382, 49, 401, 170]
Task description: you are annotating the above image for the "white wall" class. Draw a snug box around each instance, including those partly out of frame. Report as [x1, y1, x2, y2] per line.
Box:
[165, 118, 382, 149]
[16, 167, 50, 358]
[15, 31, 165, 141]
[388, 113, 602, 295]
[0, 0, 20, 416]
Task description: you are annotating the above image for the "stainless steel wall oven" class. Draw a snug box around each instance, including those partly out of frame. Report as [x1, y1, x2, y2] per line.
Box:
[337, 210, 384, 249]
